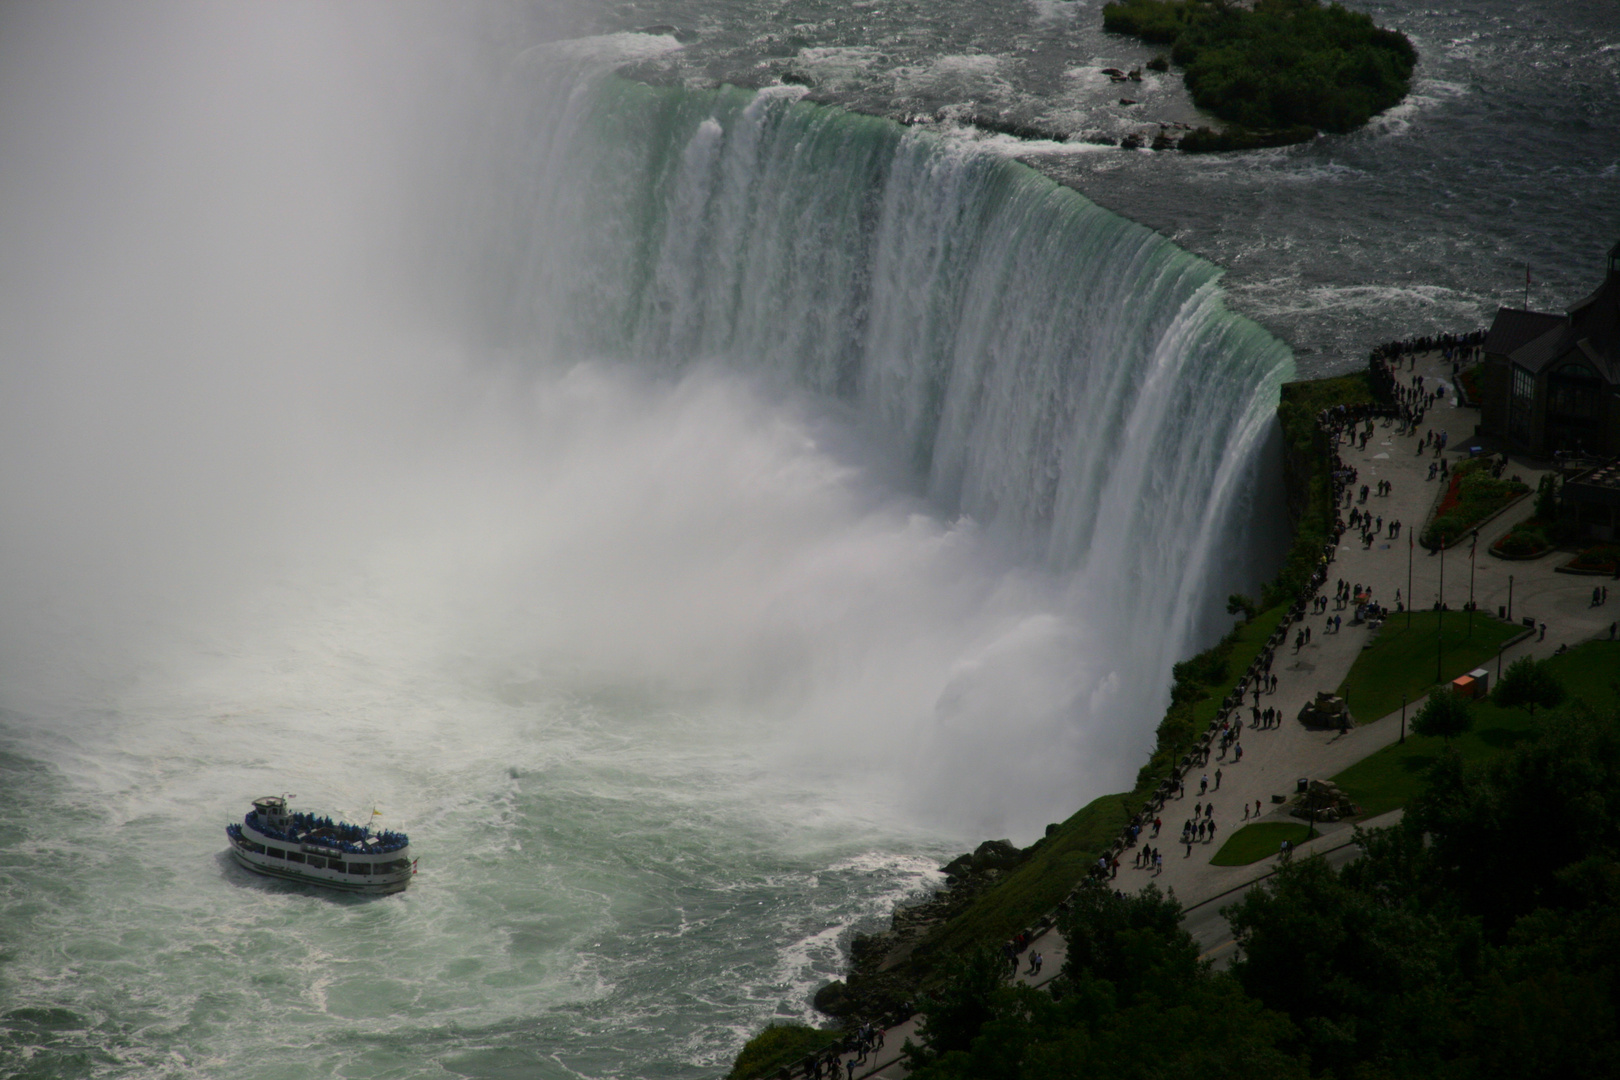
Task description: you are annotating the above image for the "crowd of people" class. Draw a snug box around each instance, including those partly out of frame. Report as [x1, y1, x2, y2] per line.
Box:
[247, 810, 409, 855]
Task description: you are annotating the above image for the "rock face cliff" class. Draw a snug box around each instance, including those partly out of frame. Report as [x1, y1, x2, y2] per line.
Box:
[813, 839, 1033, 1021]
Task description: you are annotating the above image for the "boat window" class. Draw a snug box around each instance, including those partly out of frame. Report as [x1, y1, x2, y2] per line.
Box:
[328, 862, 345, 874]
[266, 847, 286, 859]
[305, 856, 325, 869]
[351, 864, 371, 876]
[285, 852, 306, 863]
[247, 841, 266, 854]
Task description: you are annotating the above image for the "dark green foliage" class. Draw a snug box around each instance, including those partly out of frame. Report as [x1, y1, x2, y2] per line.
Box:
[1104, 0, 1416, 142]
[1102, 0, 1212, 43]
[1422, 459, 1531, 549]
[1534, 472, 1561, 521]
[1139, 614, 1270, 788]
[1226, 592, 1259, 620]
[1493, 656, 1566, 715]
[906, 946, 1010, 1063]
[1408, 703, 1620, 934]
[1225, 840, 1455, 1076]
[1059, 883, 1194, 996]
[1492, 518, 1554, 558]
[728, 1023, 841, 1080]
[1146, 53, 1171, 71]
[906, 884, 1307, 1080]
[773, 643, 1620, 1080]
[1269, 374, 1374, 610]
[1411, 685, 1473, 741]
[1228, 700, 1620, 1077]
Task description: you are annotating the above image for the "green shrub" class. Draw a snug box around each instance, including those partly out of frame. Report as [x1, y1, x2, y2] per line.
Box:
[1102, 0, 1213, 43]
[729, 1023, 841, 1080]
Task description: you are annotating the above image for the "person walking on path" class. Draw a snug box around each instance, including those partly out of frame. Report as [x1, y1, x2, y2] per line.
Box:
[1215, 768, 1223, 790]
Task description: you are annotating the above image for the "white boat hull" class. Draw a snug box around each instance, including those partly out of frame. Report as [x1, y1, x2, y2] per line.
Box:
[228, 818, 413, 895]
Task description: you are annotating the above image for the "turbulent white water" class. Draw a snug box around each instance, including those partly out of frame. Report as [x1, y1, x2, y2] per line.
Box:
[0, 9, 1290, 1077]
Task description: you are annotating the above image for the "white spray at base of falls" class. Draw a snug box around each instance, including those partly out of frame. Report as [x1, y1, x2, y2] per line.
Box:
[0, 17, 1297, 1075]
[458, 48, 1295, 833]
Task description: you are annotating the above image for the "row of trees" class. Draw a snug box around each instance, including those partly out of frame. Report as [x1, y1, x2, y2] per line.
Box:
[902, 686, 1620, 1078]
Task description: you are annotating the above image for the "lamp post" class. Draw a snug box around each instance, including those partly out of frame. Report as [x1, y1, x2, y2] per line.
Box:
[1400, 693, 1407, 744]
[1508, 573, 1514, 623]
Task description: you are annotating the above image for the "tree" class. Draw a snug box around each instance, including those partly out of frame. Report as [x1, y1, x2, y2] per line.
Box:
[906, 945, 1007, 1063]
[1534, 472, 1560, 521]
[1227, 592, 1259, 621]
[1059, 882, 1196, 1001]
[1412, 686, 1473, 741]
[1407, 701, 1620, 934]
[1493, 656, 1566, 715]
[1224, 850, 1455, 1076]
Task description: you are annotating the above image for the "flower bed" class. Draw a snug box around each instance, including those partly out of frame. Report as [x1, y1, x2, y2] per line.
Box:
[1422, 459, 1530, 549]
[1490, 518, 1554, 560]
[1564, 544, 1620, 575]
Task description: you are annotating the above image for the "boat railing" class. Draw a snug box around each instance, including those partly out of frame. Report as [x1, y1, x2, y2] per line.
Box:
[243, 811, 409, 855]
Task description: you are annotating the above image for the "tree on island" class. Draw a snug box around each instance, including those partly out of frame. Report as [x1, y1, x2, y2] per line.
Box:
[1102, 0, 1418, 150]
[1493, 656, 1566, 715]
[1411, 685, 1472, 742]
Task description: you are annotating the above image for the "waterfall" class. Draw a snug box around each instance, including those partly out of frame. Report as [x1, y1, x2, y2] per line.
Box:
[442, 38, 1296, 828]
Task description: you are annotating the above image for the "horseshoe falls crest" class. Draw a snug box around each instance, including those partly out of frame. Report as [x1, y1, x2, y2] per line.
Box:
[472, 58, 1296, 773]
[0, 27, 1290, 1080]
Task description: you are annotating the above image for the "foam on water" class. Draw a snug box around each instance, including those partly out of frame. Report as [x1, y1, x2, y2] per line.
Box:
[0, 11, 1300, 1078]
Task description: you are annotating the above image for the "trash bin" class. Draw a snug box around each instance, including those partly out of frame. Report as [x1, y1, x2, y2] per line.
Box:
[1296, 778, 1309, 794]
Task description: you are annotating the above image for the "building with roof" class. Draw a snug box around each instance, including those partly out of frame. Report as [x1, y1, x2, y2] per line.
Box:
[1478, 242, 1620, 458]
[1561, 457, 1620, 543]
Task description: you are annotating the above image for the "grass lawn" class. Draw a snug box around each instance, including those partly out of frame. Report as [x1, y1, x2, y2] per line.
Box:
[1210, 821, 1316, 866]
[1332, 640, 1620, 818]
[1335, 610, 1524, 724]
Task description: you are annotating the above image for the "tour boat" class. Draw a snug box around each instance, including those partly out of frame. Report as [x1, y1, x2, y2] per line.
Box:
[226, 795, 414, 895]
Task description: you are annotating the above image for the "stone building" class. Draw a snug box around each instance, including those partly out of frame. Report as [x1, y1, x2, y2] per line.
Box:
[1479, 242, 1620, 458]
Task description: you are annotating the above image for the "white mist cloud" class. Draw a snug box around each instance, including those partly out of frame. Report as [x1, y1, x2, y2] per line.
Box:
[0, 2, 1157, 845]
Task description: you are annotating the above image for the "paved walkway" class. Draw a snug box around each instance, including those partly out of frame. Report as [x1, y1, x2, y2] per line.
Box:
[813, 350, 1618, 1080]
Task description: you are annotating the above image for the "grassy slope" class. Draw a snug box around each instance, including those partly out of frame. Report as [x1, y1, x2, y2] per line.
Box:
[901, 605, 1292, 981]
[729, 1023, 842, 1080]
[1210, 821, 1315, 866]
[1270, 374, 1374, 608]
[1334, 610, 1525, 724]
[1332, 639, 1620, 817]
